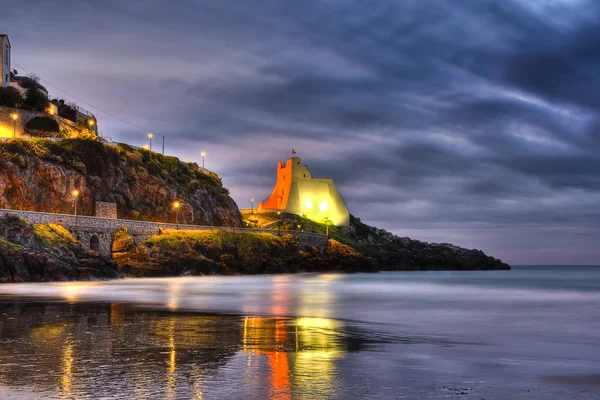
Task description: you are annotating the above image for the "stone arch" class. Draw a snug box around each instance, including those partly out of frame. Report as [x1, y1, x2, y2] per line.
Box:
[89, 234, 100, 252]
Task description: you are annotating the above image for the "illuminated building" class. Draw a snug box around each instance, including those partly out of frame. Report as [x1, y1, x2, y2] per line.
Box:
[0, 34, 10, 88]
[258, 156, 350, 226]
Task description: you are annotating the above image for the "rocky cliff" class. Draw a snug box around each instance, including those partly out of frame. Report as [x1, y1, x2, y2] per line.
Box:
[244, 213, 511, 270]
[0, 214, 119, 282]
[0, 139, 242, 227]
[344, 215, 510, 270]
[112, 228, 374, 277]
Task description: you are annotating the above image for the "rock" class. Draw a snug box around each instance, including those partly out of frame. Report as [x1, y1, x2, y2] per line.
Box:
[0, 139, 242, 227]
[346, 215, 510, 270]
[0, 215, 120, 282]
[113, 231, 376, 277]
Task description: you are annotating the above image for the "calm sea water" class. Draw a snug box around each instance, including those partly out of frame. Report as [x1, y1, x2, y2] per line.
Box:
[0, 266, 599, 399]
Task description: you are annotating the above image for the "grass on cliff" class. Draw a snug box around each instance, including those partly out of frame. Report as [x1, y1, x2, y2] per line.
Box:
[243, 212, 356, 245]
[0, 237, 23, 251]
[144, 229, 292, 253]
[33, 224, 77, 251]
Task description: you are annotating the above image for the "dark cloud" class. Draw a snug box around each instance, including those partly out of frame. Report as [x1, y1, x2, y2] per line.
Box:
[3, 0, 600, 264]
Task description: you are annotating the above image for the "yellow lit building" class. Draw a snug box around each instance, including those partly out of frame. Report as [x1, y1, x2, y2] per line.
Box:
[258, 156, 350, 226]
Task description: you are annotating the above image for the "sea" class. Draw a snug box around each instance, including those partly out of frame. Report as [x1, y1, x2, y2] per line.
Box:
[0, 266, 598, 399]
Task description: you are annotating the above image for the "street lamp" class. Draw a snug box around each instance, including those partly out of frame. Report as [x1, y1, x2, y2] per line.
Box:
[251, 198, 254, 213]
[10, 113, 18, 138]
[173, 200, 181, 225]
[148, 133, 153, 151]
[201, 151, 206, 168]
[143, 144, 149, 150]
[87, 119, 95, 130]
[277, 211, 282, 236]
[72, 190, 80, 215]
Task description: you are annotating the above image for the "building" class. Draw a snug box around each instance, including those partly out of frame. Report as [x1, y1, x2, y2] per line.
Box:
[0, 34, 11, 87]
[258, 155, 350, 226]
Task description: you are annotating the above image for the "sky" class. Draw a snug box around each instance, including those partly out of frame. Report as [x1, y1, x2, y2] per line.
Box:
[2, 0, 599, 265]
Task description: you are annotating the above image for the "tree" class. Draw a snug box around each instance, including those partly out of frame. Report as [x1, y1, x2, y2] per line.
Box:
[23, 85, 49, 111]
[0, 86, 23, 108]
[21, 74, 49, 111]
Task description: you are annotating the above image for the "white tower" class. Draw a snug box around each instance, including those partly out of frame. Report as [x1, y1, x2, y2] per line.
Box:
[0, 34, 11, 87]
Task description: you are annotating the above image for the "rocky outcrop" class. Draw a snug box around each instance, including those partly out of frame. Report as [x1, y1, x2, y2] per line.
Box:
[0, 139, 242, 227]
[0, 214, 120, 282]
[112, 228, 375, 277]
[342, 215, 510, 270]
[246, 213, 510, 271]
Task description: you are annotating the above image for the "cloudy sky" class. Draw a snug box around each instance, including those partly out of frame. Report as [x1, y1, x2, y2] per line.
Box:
[3, 0, 599, 264]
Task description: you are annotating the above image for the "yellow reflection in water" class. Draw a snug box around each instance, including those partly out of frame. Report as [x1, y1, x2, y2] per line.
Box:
[166, 320, 177, 400]
[61, 341, 74, 398]
[241, 316, 345, 399]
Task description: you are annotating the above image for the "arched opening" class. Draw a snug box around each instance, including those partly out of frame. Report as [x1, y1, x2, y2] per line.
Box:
[90, 235, 100, 252]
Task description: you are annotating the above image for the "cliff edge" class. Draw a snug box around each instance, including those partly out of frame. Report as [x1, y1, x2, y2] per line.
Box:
[0, 139, 242, 227]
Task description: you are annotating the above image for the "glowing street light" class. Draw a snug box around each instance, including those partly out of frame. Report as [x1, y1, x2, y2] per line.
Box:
[10, 113, 18, 138]
[201, 151, 206, 168]
[87, 119, 95, 128]
[173, 200, 181, 225]
[143, 144, 149, 150]
[72, 190, 80, 216]
[251, 198, 255, 213]
[148, 133, 153, 151]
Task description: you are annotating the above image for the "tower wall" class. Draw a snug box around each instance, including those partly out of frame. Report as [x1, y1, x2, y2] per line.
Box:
[259, 156, 349, 226]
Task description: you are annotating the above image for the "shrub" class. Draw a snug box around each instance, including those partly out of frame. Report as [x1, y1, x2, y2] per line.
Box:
[23, 85, 49, 111]
[25, 116, 60, 135]
[0, 86, 23, 107]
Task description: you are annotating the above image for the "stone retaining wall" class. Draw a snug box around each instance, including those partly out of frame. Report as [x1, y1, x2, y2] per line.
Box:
[0, 208, 328, 256]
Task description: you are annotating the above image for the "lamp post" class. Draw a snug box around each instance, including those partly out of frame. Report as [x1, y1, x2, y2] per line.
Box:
[72, 189, 80, 231]
[201, 151, 206, 168]
[87, 119, 95, 132]
[148, 133, 153, 151]
[324, 216, 329, 237]
[251, 198, 254, 213]
[173, 200, 181, 226]
[72, 190, 80, 216]
[277, 211, 281, 236]
[10, 113, 18, 138]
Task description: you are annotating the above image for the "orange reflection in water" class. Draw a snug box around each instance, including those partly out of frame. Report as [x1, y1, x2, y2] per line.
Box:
[242, 316, 345, 399]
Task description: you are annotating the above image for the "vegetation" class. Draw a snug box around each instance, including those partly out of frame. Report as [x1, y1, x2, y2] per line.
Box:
[33, 224, 77, 252]
[0, 139, 235, 224]
[0, 237, 23, 251]
[0, 86, 23, 108]
[144, 229, 288, 254]
[244, 211, 354, 243]
[113, 225, 130, 242]
[21, 75, 50, 111]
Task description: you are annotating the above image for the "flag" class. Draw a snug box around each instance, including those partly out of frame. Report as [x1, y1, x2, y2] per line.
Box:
[292, 148, 296, 155]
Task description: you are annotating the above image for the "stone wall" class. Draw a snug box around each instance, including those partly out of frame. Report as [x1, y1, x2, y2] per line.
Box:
[0, 208, 328, 256]
[95, 202, 117, 219]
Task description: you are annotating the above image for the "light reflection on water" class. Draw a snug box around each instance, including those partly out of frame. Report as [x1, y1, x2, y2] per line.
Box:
[0, 270, 599, 399]
[0, 303, 350, 399]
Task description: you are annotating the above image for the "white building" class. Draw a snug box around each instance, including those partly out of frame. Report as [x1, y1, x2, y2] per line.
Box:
[0, 34, 11, 87]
